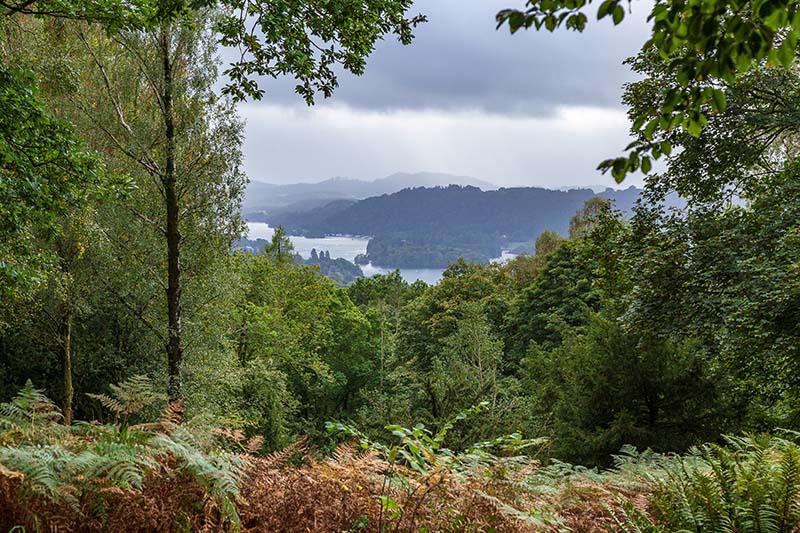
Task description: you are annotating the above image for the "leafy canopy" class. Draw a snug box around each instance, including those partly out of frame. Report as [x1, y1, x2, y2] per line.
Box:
[0, 64, 126, 307]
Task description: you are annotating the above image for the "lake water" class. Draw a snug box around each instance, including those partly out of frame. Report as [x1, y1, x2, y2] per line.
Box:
[246, 222, 514, 285]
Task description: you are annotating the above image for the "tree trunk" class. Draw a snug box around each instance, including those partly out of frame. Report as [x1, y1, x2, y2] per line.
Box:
[379, 310, 385, 391]
[61, 302, 73, 425]
[161, 25, 183, 401]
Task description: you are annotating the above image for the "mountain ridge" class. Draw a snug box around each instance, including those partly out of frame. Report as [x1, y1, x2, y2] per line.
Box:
[258, 183, 663, 268]
[243, 171, 497, 215]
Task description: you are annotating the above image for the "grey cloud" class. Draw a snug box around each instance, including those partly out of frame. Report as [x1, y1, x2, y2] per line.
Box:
[238, 104, 647, 187]
[223, 0, 653, 116]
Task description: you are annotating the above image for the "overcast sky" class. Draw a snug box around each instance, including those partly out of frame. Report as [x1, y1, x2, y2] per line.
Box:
[232, 0, 653, 188]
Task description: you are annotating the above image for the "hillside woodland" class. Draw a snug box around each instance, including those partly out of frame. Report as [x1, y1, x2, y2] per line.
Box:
[2, 0, 800, 530]
[264, 185, 652, 267]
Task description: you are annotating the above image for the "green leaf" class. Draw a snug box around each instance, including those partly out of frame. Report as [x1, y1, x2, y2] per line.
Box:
[597, 0, 615, 19]
[612, 4, 625, 24]
[644, 118, 660, 140]
[710, 89, 727, 113]
[777, 40, 795, 68]
[611, 158, 627, 182]
[686, 119, 703, 137]
[641, 156, 652, 174]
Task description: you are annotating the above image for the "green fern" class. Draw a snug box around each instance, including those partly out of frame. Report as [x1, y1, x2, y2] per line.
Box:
[0, 445, 67, 502]
[608, 494, 666, 533]
[151, 422, 248, 524]
[619, 435, 800, 533]
[86, 374, 166, 424]
[0, 381, 65, 445]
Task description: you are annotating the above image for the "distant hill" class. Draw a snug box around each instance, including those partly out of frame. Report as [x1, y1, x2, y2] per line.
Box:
[243, 172, 496, 218]
[273, 185, 644, 239]
[262, 184, 672, 268]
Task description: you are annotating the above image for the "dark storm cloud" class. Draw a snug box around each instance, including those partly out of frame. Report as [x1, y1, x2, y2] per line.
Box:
[224, 0, 653, 116]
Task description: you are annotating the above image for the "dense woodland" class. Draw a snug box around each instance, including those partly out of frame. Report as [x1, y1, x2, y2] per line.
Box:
[2, 0, 800, 529]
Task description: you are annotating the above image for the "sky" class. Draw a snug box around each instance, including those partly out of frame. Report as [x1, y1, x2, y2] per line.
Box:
[232, 0, 654, 189]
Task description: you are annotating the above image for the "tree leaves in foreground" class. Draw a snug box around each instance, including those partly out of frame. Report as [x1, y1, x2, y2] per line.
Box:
[498, 0, 800, 181]
[0, 63, 125, 320]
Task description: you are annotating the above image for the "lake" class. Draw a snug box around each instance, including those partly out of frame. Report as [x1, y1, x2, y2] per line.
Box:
[246, 222, 514, 285]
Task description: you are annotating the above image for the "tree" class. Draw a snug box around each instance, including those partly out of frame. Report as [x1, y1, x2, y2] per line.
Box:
[54, 19, 246, 400]
[568, 196, 610, 239]
[616, 46, 800, 426]
[504, 240, 599, 357]
[263, 225, 294, 264]
[534, 230, 565, 256]
[426, 303, 528, 445]
[523, 308, 730, 466]
[237, 253, 374, 439]
[625, 168, 800, 427]
[625, 50, 800, 204]
[1, 0, 425, 98]
[0, 17, 253, 419]
[0, 63, 124, 323]
[396, 260, 509, 373]
[1, 0, 426, 402]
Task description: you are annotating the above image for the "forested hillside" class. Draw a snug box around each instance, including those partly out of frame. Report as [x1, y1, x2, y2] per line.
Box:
[268, 184, 651, 267]
[2, 0, 800, 528]
[270, 185, 645, 238]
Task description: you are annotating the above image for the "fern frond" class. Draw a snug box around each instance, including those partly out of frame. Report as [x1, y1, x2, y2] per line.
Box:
[87, 375, 166, 420]
[0, 381, 62, 429]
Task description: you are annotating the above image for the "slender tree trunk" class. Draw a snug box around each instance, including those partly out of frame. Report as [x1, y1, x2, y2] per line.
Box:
[61, 301, 73, 425]
[56, 236, 75, 425]
[161, 25, 183, 401]
[379, 311, 385, 391]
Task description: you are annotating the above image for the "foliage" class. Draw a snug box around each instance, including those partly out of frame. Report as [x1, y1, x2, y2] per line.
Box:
[0, 0, 427, 102]
[0, 63, 124, 317]
[4, 0, 800, 522]
[618, 434, 800, 533]
[262, 225, 294, 264]
[348, 269, 426, 310]
[0, 379, 248, 530]
[497, 0, 800, 181]
[235, 251, 375, 443]
[328, 403, 549, 531]
[624, 50, 800, 204]
[216, 0, 426, 102]
[330, 402, 543, 474]
[524, 309, 730, 466]
[504, 239, 599, 355]
[626, 169, 800, 428]
[86, 374, 167, 424]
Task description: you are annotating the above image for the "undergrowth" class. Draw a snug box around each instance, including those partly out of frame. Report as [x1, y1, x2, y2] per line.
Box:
[2, 382, 800, 533]
[0, 378, 248, 532]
